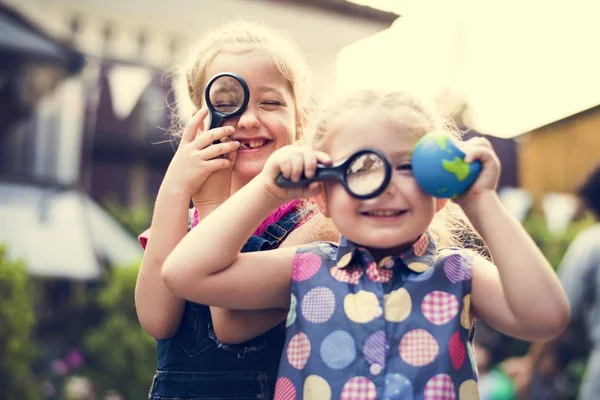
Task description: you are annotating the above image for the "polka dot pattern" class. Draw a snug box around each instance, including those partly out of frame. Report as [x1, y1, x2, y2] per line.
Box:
[330, 266, 363, 284]
[304, 375, 331, 400]
[274, 377, 296, 400]
[422, 291, 459, 325]
[344, 291, 383, 323]
[459, 379, 479, 399]
[301, 287, 335, 323]
[448, 332, 465, 370]
[363, 330, 387, 366]
[461, 294, 473, 329]
[384, 288, 412, 322]
[337, 252, 353, 268]
[340, 377, 377, 400]
[383, 374, 413, 400]
[286, 332, 310, 369]
[412, 234, 429, 257]
[407, 261, 430, 273]
[443, 253, 472, 283]
[399, 329, 439, 367]
[378, 256, 395, 269]
[278, 236, 477, 399]
[320, 331, 356, 369]
[424, 374, 455, 400]
[366, 262, 393, 283]
[293, 252, 322, 282]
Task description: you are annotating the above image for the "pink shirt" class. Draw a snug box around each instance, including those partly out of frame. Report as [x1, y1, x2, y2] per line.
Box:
[138, 199, 304, 250]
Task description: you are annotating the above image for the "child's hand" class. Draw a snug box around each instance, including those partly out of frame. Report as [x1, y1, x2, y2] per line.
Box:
[455, 137, 500, 207]
[162, 108, 240, 202]
[260, 145, 332, 202]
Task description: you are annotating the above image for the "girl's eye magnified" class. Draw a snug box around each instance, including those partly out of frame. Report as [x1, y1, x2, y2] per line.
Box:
[396, 163, 413, 171]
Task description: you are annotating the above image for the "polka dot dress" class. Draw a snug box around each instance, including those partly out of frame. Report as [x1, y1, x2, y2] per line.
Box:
[276, 232, 479, 400]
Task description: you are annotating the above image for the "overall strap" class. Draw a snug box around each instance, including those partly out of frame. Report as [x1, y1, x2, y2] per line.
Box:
[241, 207, 306, 252]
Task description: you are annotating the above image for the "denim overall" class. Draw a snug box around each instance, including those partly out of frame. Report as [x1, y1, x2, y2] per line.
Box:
[149, 208, 303, 400]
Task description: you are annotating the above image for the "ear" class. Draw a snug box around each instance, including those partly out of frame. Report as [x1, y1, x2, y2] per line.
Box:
[313, 185, 330, 217]
[435, 198, 448, 212]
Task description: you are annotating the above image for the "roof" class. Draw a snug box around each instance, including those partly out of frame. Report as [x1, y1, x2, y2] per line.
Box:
[262, 0, 399, 22]
[0, 3, 84, 73]
[0, 181, 142, 280]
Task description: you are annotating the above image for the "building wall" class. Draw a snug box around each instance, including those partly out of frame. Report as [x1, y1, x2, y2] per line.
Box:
[6, 0, 394, 208]
[518, 105, 600, 202]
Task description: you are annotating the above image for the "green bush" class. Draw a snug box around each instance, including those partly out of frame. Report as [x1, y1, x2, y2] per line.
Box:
[103, 198, 152, 237]
[522, 211, 596, 269]
[0, 245, 39, 400]
[83, 264, 156, 399]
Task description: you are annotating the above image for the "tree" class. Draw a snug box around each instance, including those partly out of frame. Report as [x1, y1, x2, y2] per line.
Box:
[0, 245, 39, 400]
[83, 264, 156, 399]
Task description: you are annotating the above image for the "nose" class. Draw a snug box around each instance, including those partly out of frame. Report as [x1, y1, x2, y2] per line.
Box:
[236, 104, 260, 130]
[384, 178, 398, 196]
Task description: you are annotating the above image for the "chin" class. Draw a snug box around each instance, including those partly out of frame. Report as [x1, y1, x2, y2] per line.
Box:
[233, 160, 264, 179]
[352, 231, 413, 250]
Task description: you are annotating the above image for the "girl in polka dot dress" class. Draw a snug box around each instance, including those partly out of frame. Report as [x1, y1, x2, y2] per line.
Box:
[163, 89, 570, 400]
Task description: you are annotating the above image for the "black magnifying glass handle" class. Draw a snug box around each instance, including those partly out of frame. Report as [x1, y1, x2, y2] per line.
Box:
[275, 167, 337, 187]
[204, 73, 250, 145]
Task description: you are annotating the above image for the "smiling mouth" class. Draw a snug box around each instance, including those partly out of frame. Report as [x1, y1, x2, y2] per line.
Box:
[361, 210, 407, 217]
[238, 138, 272, 149]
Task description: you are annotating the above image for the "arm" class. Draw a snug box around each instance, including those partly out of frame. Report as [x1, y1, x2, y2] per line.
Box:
[209, 213, 333, 344]
[162, 177, 296, 310]
[465, 192, 570, 341]
[134, 109, 239, 339]
[456, 137, 569, 341]
[162, 145, 330, 311]
[211, 308, 287, 344]
[134, 189, 190, 338]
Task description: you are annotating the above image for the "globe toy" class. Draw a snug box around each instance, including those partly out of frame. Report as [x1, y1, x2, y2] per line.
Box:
[412, 132, 482, 198]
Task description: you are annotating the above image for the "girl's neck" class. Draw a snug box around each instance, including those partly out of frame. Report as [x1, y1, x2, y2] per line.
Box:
[361, 238, 420, 263]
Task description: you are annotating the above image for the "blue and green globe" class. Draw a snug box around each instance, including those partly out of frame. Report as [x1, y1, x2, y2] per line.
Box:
[412, 132, 481, 199]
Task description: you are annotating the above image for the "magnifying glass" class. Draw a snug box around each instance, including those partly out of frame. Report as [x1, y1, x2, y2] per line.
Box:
[275, 149, 392, 200]
[204, 73, 250, 143]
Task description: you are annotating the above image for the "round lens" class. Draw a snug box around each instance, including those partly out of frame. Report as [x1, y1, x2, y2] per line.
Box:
[208, 76, 245, 115]
[346, 152, 388, 196]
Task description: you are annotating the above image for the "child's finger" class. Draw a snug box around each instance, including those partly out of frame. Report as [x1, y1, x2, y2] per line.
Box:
[195, 126, 235, 149]
[303, 150, 318, 179]
[202, 157, 233, 173]
[278, 157, 293, 179]
[316, 151, 332, 165]
[463, 146, 494, 164]
[181, 108, 208, 144]
[200, 140, 241, 159]
[290, 153, 305, 182]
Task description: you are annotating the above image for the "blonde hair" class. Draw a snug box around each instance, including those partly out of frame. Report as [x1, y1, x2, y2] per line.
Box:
[312, 89, 487, 255]
[171, 20, 313, 138]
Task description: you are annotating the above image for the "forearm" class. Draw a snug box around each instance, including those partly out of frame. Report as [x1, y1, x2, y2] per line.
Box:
[463, 192, 570, 332]
[163, 178, 282, 290]
[134, 186, 190, 338]
[210, 306, 287, 344]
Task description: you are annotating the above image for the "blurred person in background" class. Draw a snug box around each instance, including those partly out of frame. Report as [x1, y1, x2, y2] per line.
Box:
[502, 163, 600, 399]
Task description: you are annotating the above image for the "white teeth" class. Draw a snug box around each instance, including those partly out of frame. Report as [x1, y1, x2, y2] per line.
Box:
[367, 210, 402, 217]
[239, 139, 267, 149]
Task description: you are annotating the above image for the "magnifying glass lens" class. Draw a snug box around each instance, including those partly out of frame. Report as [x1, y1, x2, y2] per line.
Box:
[208, 76, 245, 115]
[346, 153, 387, 197]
